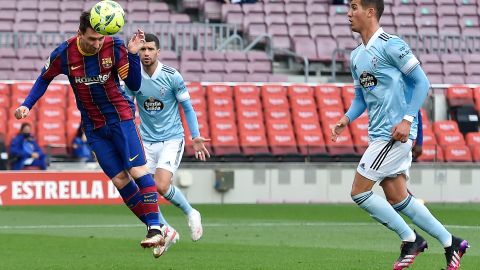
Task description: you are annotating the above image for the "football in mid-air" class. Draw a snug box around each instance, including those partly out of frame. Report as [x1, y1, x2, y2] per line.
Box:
[89, 0, 125, 35]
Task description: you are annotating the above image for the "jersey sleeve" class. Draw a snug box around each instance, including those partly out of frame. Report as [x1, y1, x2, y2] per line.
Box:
[113, 37, 129, 80]
[385, 37, 419, 75]
[173, 71, 190, 102]
[350, 50, 361, 88]
[113, 37, 141, 91]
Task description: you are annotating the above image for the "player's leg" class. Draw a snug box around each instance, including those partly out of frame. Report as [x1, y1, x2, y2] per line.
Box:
[154, 138, 203, 241]
[383, 175, 470, 269]
[86, 126, 148, 225]
[143, 141, 170, 227]
[111, 121, 164, 248]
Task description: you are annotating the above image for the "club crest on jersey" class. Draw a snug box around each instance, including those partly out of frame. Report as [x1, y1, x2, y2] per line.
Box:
[360, 71, 377, 91]
[144, 97, 164, 111]
[102, 57, 112, 69]
[159, 86, 167, 97]
[371, 56, 378, 70]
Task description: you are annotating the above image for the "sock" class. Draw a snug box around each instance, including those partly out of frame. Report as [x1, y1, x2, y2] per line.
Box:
[157, 206, 169, 226]
[394, 194, 452, 247]
[118, 180, 146, 224]
[163, 185, 193, 216]
[352, 191, 415, 242]
[135, 174, 161, 227]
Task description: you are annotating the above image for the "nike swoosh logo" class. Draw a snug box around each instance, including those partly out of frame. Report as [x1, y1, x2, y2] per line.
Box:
[71, 65, 82, 70]
[129, 154, 139, 162]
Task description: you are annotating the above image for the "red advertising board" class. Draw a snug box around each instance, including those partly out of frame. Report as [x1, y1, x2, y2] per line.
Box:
[0, 171, 166, 206]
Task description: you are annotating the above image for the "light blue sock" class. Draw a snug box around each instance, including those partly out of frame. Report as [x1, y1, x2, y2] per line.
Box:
[157, 206, 169, 227]
[352, 191, 415, 241]
[394, 195, 452, 247]
[163, 185, 193, 216]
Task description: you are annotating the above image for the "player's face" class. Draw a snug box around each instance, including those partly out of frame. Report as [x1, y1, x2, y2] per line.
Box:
[139, 41, 159, 67]
[78, 28, 105, 55]
[348, 0, 370, 33]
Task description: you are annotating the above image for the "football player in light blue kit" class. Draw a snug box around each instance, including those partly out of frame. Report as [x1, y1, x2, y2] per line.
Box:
[126, 33, 210, 258]
[331, 1, 469, 269]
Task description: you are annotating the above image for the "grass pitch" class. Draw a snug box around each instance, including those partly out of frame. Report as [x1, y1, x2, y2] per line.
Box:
[0, 203, 479, 269]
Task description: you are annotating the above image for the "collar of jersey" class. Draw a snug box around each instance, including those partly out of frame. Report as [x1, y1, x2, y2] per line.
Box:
[141, 62, 163, 80]
[77, 37, 102, 56]
[364, 27, 384, 50]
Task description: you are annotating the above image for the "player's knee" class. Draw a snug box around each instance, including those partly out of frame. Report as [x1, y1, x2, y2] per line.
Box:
[155, 179, 171, 195]
[111, 171, 130, 189]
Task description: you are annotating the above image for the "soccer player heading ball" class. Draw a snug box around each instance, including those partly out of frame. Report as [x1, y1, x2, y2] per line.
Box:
[331, 0, 469, 269]
[15, 10, 168, 253]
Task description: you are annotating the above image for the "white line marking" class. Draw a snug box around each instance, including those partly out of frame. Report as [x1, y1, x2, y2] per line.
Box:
[0, 222, 478, 230]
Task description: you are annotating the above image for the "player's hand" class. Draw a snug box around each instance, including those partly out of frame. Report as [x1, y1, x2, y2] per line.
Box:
[391, 120, 411, 143]
[127, 29, 145, 54]
[412, 145, 423, 159]
[31, 152, 39, 159]
[14, 106, 30, 119]
[192, 136, 211, 161]
[331, 115, 349, 142]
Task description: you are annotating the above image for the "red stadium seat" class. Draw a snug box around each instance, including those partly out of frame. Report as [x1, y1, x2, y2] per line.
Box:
[287, 84, 313, 97]
[235, 95, 262, 110]
[296, 131, 327, 156]
[237, 108, 263, 122]
[264, 108, 291, 122]
[186, 82, 204, 97]
[322, 120, 356, 156]
[207, 96, 234, 109]
[473, 87, 480, 101]
[267, 129, 299, 156]
[291, 107, 319, 122]
[38, 106, 66, 122]
[37, 130, 67, 147]
[38, 94, 66, 108]
[11, 82, 33, 96]
[0, 108, 7, 134]
[0, 83, 10, 96]
[239, 132, 270, 156]
[206, 84, 232, 98]
[417, 145, 445, 162]
[37, 120, 66, 134]
[421, 129, 438, 146]
[436, 131, 466, 146]
[315, 84, 341, 97]
[349, 117, 369, 135]
[66, 120, 81, 144]
[433, 120, 460, 134]
[10, 92, 29, 108]
[261, 84, 287, 97]
[209, 108, 234, 122]
[466, 132, 480, 146]
[315, 94, 344, 110]
[233, 84, 259, 98]
[238, 119, 266, 134]
[472, 145, 480, 162]
[262, 95, 289, 110]
[443, 145, 472, 162]
[352, 131, 369, 155]
[319, 107, 344, 124]
[341, 84, 355, 99]
[290, 95, 316, 111]
[0, 94, 10, 109]
[342, 94, 355, 109]
[446, 86, 474, 106]
[66, 107, 81, 122]
[190, 95, 207, 112]
[210, 132, 241, 156]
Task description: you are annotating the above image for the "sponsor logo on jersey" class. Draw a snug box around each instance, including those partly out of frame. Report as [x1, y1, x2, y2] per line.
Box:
[144, 97, 164, 111]
[360, 71, 377, 91]
[74, 72, 111, 85]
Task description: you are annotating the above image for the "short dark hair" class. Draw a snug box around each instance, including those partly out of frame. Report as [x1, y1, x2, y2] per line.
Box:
[20, 123, 31, 132]
[360, 0, 384, 20]
[145, 33, 160, 50]
[79, 11, 93, 33]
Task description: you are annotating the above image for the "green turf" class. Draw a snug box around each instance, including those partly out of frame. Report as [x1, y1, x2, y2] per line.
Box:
[0, 203, 479, 269]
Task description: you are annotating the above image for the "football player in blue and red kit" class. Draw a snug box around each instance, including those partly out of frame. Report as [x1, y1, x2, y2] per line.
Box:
[14, 11, 165, 251]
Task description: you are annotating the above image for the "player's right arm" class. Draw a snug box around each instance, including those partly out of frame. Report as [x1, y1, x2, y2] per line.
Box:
[332, 51, 366, 142]
[15, 46, 64, 119]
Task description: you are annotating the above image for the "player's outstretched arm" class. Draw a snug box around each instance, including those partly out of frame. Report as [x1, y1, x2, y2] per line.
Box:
[180, 99, 211, 161]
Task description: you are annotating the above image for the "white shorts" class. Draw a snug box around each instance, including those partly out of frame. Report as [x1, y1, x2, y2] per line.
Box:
[143, 138, 185, 175]
[357, 139, 413, 182]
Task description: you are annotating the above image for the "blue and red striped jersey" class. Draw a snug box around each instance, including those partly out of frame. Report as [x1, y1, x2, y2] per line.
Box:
[22, 35, 141, 131]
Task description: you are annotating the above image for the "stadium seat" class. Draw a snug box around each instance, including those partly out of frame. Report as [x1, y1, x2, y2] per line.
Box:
[208, 96, 234, 110]
[209, 108, 234, 122]
[421, 129, 438, 146]
[0, 94, 10, 109]
[472, 145, 480, 162]
[0, 108, 7, 134]
[443, 145, 472, 162]
[186, 82, 204, 97]
[38, 106, 66, 122]
[446, 86, 474, 107]
[206, 84, 231, 98]
[352, 132, 369, 155]
[233, 84, 260, 98]
[237, 108, 263, 122]
[264, 108, 291, 122]
[319, 107, 344, 124]
[290, 95, 317, 111]
[262, 95, 289, 110]
[261, 84, 287, 97]
[210, 131, 241, 156]
[349, 117, 369, 136]
[465, 132, 480, 146]
[291, 107, 319, 123]
[235, 95, 262, 111]
[267, 130, 299, 157]
[417, 145, 445, 162]
[287, 84, 313, 97]
[239, 132, 271, 156]
[315, 94, 344, 110]
[322, 122, 357, 157]
[433, 120, 461, 134]
[436, 131, 466, 146]
[315, 84, 341, 97]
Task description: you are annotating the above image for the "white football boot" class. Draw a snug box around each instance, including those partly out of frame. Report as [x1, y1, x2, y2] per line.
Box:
[153, 225, 179, 258]
[188, 209, 203, 241]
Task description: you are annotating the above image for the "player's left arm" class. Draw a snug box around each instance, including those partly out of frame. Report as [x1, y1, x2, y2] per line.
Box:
[387, 38, 429, 142]
[175, 72, 211, 160]
[114, 33, 142, 91]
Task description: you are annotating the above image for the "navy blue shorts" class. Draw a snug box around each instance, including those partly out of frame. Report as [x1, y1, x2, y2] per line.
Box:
[85, 120, 146, 178]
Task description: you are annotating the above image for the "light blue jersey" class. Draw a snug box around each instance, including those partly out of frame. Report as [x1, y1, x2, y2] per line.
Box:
[349, 28, 421, 141]
[126, 63, 190, 142]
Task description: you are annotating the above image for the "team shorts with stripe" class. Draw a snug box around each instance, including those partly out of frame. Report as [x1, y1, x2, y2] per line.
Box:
[143, 138, 185, 175]
[356, 139, 413, 182]
[85, 120, 147, 179]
